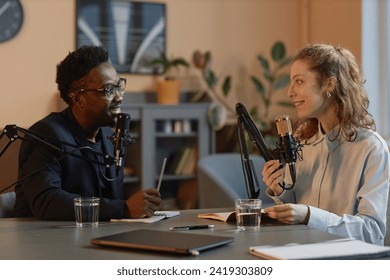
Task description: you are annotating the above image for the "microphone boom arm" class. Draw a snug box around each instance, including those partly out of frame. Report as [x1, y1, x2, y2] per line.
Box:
[236, 103, 274, 161]
[236, 103, 275, 199]
[1, 125, 115, 167]
[0, 124, 127, 194]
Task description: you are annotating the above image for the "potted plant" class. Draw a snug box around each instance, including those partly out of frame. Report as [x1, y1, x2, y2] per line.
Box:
[150, 52, 190, 104]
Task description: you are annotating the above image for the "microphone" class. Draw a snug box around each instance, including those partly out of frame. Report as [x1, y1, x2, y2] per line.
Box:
[111, 113, 133, 174]
[274, 115, 302, 186]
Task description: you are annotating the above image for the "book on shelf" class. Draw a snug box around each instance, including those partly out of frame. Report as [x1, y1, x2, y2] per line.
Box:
[174, 147, 190, 175]
[181, 147, 198, 175]
[166, 147, 185, 174]
[249, 238, 390, 260]
[175, 147, 194, 175]
[166, 146, 198, 176]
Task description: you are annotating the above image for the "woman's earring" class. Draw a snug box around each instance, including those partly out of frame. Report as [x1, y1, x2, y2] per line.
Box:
[327, 91, 332, 98]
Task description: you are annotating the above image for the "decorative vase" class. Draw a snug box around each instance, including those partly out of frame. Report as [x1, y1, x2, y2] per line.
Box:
[156, 79, 180, 104]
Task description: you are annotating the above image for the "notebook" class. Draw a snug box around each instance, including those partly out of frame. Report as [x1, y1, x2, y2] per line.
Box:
[249, 238, 390, 260]
[91, 229, 234, 255]
[111, 211, 180, 223]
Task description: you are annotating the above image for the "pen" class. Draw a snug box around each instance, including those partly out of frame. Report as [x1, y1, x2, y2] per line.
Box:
[156, 157, 167, 192]
[169, 225, 215, 231]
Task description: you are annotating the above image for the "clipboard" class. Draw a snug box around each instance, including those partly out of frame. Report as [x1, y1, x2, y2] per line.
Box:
[91, 229, 234, 255]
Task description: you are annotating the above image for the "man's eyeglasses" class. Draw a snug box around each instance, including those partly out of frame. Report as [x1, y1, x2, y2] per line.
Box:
[69, 78, 126, 100]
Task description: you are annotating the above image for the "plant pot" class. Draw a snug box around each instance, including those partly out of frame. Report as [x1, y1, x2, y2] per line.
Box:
[156, 80, 180, 104]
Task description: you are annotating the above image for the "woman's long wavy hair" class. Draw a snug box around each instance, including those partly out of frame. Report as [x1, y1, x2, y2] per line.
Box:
[294, 44, 375, 142]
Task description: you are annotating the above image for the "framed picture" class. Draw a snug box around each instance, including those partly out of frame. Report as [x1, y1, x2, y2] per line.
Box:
[76, 0, 166, 74]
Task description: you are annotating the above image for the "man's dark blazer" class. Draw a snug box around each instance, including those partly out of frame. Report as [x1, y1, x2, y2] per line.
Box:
[14, 108, 126, 220]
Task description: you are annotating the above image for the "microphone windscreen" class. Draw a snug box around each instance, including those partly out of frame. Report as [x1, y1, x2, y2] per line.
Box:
[275, 115, 292, 136]
[116, 113, 130, 134]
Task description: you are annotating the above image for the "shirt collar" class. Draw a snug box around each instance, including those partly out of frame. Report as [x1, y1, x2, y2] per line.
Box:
[308, 122, 341, 151]
[319, 122, 341, 151]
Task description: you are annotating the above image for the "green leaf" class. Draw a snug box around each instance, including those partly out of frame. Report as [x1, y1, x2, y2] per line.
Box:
[222, 76, 231, 97]
[250, 76, 265, 96]
[273, 74, 290, 90]
[207, 106, 219, 130]
[204, 51, 212, 69]
[149, 58, 163, 65]
[259, 119, 269, 131]
[278, 56, 294, 68]
[271, 41, 286, 62]
[263, 72, 273, 84]
[172, 58, 190, 67]
[257, 55, 270, 77]
[204, 69, 217, 88]
[148, 52, 189, 74]
[249, 107, 258, 118]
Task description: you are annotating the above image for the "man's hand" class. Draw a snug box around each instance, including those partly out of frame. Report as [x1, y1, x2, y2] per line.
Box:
[125, 188, 162, 218]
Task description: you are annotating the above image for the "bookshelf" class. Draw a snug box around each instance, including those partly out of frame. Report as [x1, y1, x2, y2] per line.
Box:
[120, 95, 212, 209]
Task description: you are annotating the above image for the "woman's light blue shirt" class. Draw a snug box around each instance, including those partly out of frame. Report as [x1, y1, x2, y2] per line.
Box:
[268, 126, 390, 245]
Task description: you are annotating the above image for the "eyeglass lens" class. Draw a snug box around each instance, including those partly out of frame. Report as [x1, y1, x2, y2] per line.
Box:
[105, 78, 126, 98]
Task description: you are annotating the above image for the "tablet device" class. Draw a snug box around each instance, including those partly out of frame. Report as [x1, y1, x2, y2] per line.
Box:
[91, 229, 234, 255]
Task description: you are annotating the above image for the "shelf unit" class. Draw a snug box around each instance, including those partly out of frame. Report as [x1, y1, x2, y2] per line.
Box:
[120, 99, 212, 209]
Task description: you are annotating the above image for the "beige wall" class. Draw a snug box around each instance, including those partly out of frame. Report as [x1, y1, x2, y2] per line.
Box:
[0, 0, 361, 128]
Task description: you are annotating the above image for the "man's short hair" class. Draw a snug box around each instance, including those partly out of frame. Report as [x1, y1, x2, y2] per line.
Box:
[56, 45, 109, 104]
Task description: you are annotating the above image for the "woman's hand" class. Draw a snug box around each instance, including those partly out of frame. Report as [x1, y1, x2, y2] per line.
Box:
[263, 204, 310, 224]
[262, 160, 285, 196]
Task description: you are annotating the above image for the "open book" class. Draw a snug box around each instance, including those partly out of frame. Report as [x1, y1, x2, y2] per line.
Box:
[198, 209, 271, 223]
[111, 211, 180, 224]
[197, 211, 236, 222]
[249, 238, 390, 260]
